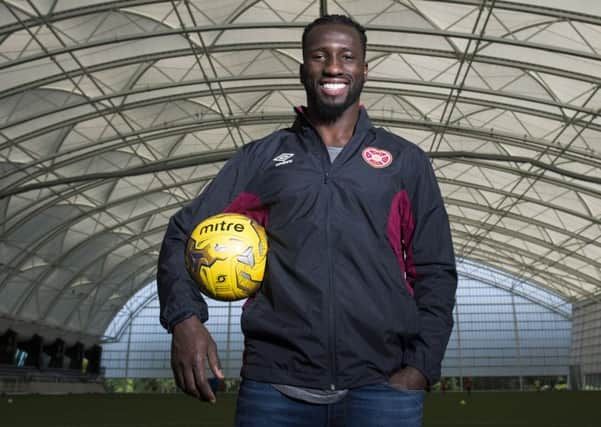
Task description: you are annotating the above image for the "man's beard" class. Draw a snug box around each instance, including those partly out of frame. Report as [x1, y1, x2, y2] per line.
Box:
[304, 78, 365, 123]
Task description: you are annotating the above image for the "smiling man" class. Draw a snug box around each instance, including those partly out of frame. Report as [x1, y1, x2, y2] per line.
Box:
[301, 19, 367, 126]
[158, 14, 457, 427]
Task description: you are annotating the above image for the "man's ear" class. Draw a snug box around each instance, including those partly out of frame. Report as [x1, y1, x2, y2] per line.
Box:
[364, 62, 368, 81]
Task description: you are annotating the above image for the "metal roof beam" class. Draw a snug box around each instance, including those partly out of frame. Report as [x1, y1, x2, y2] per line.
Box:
[4, 43, 601, 101]
[4, 115, 601, 201]
[4, 78, 599, 137]
[435, 0, 601, 24]
[1, 174, 214, 295]
[449, 212, 601, 274]
[65, 241, 162, 332]
[5, 135, 601, 202]
[4, 0, 601, 38]
[440, 178, 601, 227]
[452, 231, 596, 299]
[458, 270, 571, 319]
[4, 21, 601, 73]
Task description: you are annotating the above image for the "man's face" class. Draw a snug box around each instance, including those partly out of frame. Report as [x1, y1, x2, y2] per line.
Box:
[301, 23, 368, 122]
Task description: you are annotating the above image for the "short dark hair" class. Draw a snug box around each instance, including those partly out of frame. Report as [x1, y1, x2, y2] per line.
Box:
[302, 15, 367, 59]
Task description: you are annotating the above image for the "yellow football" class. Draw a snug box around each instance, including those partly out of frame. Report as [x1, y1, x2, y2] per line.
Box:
[185, 213, 267, 301]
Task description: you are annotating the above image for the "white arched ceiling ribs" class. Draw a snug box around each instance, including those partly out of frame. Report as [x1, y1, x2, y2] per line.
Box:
[71, 264, 158, 336]
[2, 192, 202, 318]
[395, 119, 598, 166]
[5, 41, 601, 105]
[0, 91, 239, 187]
[1, 171, 201, 298]
[0, 1, 165, 36]
[69, 240, 163, 332]
[527, 69, 571, 123]
[7, 3, 196, 207]
[569, 18, 598, 55]
[15, 176, 206, 328]
[3, 0, 600, 39]
[2, 0, 601, 334]
[501, 211, 601, 302]
[457, 83, 601, 261]
[367, 24, 601, 62]
[2, 168, 213, 284]
[1, 151, 190, 229]
[9, 81, 601, 171]
[91, 269, 159, 337]
[439, 178, 601, 229]
[4, 114, 601, 203]
[171, 1, 245, 149]
[458, 256, 577, 303]
[2, 179, 116, 237]
[458, 269, 570, 319]
[160, 132, 189, 164]
[452, 231, 595, 300]
[20, 178, 214, 322]
[8, 161, 600, 323]
[478, 14, 587, 124]
[433, 153, 601, 187]
[41, 205, 185, 306]
[1, 140, 232, 220]
[5, 19, 601, 82]
[5, 69, 601, 159]
[428, 0, 496, 153]
[210, 0, 266, 47]
[6, 77, 598, 141]
[102, 283, 157, 342]
[444, 173, 601, 300]
[0, 141, 236, 200]
[66, 242, 166, 331]
[6, 209, 194, 317]
[9, 91, 601, 180]
[420, 0, 601, 25]
[10, 157, 595, 283]
[5, 213, 146, 318]
[0, 91, 223, 162]
[448, 209, 601, 275]
[462, 250, 582, 303]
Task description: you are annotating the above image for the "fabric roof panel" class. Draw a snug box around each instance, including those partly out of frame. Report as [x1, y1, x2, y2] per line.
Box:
[412, 1, 480, 32]
[504, 0, 601, 16]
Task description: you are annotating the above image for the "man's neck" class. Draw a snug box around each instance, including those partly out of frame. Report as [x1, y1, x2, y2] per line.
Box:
[304, 104, 360, 147]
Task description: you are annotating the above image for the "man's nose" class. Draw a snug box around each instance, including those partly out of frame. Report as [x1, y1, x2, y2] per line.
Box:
[324, 56, 342, 74]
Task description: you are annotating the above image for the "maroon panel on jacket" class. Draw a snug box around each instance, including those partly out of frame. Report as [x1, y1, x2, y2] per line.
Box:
[224, 192, 270, 310]
[224, 192, 269, 227]
[387, 190, 416, 296]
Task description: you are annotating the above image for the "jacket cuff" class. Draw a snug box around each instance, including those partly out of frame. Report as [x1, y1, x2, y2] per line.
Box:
[160, 305, 208, 333]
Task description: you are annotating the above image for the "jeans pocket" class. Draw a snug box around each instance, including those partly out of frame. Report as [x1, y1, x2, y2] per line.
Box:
[383, 382, 426, 395]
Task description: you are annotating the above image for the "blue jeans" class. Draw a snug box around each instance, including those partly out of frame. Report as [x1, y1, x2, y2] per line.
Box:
[235, 379, 425, 427]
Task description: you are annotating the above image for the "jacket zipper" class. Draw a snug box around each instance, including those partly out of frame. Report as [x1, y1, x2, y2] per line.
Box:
[323, 165, 337, 391]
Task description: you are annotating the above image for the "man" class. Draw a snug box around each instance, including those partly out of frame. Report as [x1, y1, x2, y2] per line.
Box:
[157, 14, 457, 427]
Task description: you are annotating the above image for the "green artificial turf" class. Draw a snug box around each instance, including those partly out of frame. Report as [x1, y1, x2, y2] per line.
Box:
[1, 391, 599, 427]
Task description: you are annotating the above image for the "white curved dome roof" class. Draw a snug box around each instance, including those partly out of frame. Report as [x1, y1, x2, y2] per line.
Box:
[1, 0, 600, 340]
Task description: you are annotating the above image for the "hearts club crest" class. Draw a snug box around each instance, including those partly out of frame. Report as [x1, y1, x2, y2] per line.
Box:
[362, 147, 392, 168]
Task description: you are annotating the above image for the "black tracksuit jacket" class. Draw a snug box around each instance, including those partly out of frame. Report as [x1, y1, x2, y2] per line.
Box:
[157, 108, 457, 389]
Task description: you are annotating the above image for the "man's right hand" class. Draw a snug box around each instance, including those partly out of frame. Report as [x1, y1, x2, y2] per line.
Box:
[171, 315, 224, 403]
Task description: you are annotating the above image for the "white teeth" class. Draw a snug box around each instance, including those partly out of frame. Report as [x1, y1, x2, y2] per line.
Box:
[322, 83, 346, 90]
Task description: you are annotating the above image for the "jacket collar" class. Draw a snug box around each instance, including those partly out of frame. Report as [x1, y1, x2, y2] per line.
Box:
[291, 106, 373, 137]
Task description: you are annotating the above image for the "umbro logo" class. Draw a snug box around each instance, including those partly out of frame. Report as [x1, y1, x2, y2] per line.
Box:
[273, 152, 295, 167]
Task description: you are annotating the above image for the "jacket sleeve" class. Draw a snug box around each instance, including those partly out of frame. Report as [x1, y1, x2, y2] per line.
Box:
[401, 147, 457, 385]
[156, 148, 252, 332]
